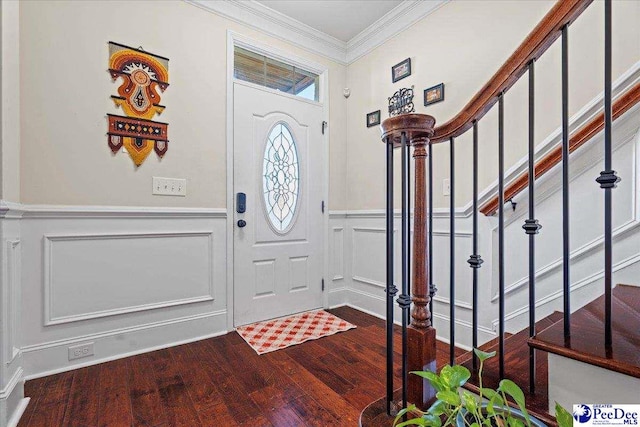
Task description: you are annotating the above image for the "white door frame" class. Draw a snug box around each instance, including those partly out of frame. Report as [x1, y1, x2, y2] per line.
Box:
[225, 30, 330, 330]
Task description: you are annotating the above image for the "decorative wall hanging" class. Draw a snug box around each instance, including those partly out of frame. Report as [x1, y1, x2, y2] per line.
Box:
[424, 83, 445, 106]
[392, 58, 411, 83]
[107, 42, 170, 167]
[367, 110, 381, 128]
[388, 86, 415, 117]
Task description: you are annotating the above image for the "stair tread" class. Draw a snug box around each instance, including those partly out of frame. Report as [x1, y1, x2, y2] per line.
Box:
[529, 284, 640, 379]
[456, 312, 562, 420]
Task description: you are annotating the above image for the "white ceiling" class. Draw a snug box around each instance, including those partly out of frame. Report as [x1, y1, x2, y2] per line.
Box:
[255, 0, 404, 42]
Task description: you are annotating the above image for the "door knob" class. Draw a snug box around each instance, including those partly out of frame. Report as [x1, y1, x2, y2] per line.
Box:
[237, 219, 247, 228]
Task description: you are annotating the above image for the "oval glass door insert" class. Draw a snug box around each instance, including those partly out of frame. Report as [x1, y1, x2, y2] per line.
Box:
[263, 122, 300, 233]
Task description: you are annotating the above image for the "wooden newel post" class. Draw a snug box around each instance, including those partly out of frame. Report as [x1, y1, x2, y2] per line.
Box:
[380, 114, 437, 410]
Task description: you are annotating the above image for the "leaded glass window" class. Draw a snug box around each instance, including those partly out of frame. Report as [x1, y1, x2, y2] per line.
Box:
[263, 123, 300, 233]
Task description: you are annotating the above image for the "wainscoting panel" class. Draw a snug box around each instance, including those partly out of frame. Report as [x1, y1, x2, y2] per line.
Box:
[18, 206, 227, 378]
[43, 232, 215, 325]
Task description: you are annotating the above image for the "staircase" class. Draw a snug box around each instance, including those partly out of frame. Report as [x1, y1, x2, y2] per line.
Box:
[531, 284, 640, 409]
[359, 0, 640, 425]
[455, 284, 640, 422]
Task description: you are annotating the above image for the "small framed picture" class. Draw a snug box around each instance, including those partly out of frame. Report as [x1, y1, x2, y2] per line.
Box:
[392, 58, 411, 83]
[424, 83, 445, 106]
[366, 110, 381, 128]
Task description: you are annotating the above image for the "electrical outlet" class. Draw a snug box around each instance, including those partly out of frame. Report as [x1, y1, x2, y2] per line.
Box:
[443, 178, 451, 196]
[152, 177, 187, 196]
[68, 342, 94, 361]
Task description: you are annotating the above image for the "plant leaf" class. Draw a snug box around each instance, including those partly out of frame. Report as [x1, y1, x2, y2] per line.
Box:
[449, 365, 472, 388]
[498, 380, 531, 427]
[436, 390, 461, 406]
[462, 391, 478, 414]
[411, 370, 444, 392]
[508, 415, 525, 427]
[481, 388, 504, 407]
[555, 402, 573, 427]
[439, 365, 455, 390]
[422, 413, 443, 427]
[395, 419, 429, 427]
[428, 399, 447, 416]
[474, 349, 497, 362]
[394, 405, 416, 426]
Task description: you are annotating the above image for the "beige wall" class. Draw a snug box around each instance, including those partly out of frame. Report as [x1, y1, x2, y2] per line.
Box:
[16, 0, 640, 211]
[19, 0, 347, 209]
[1, 0, 20, 202]
[346, 0, 640, 210]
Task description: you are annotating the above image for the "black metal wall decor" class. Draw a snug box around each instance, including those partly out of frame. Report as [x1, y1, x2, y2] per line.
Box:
[388, 87, 415, 117]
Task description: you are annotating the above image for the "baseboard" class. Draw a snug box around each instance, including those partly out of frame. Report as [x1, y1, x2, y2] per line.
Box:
[7, 398, 29, 427]
[0, 368, 26, 427]
[327, 286, 350, 308]
[334, 287, 495, 349]
[23, 309, 228, 380]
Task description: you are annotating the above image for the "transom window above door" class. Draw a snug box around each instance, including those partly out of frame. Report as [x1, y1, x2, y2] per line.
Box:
[234, 46, 320, 102]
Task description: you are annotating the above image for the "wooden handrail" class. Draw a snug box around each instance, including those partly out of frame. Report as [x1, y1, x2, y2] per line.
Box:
[480, 82, 640, 216]
[431, 0, 592, 143]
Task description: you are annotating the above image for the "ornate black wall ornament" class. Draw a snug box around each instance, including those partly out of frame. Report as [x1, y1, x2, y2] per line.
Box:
[388, 86, 415, 117]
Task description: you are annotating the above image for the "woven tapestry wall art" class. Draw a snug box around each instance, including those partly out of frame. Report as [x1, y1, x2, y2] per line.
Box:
[107, 42, 170, 167]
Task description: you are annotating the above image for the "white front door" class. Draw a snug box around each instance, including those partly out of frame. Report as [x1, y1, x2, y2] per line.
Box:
[233, 82, 324, 327]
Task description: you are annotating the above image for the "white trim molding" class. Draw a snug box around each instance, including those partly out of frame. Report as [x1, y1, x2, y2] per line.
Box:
[22, 310, 228, 380]
[42, 231, 216, 326]
[184, 0, 447, 65]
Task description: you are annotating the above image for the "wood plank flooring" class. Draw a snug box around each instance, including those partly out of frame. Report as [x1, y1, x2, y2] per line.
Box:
[18, 307, 458, 427]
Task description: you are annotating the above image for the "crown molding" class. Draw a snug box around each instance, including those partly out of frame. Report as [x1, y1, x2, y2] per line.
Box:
[185, 0, 348, 64]
[346, 0, 448, 64]
[183, 0, 448, 66]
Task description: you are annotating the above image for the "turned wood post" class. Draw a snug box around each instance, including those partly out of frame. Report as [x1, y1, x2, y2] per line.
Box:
[411, 138, 431, 329]
[381, 114, 437, 410]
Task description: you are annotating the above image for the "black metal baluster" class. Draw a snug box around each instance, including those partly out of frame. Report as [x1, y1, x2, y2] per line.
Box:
[523, 60, 542, 394]
[596, 0, 619, 349]
[399, 132, 411, 410]
[429, 140, 436, 324]
[468, 122, 483, 372]
[498, 93, 506, 380]
[449, 137, 456, 366]
[385, 136, 396, 415]
[561, 25, 571, 340]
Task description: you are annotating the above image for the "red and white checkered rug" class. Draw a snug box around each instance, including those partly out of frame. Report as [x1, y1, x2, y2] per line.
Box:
[236, 310, 356, 355]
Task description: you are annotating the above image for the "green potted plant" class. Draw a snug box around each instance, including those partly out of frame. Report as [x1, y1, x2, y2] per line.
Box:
[393, 349, 547, 427]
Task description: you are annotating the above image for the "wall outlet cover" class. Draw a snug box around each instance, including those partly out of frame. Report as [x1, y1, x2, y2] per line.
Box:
[68, 342, 94, 361]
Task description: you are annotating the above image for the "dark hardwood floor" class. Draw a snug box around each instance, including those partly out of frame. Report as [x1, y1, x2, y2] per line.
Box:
[18, 307, 459, 427]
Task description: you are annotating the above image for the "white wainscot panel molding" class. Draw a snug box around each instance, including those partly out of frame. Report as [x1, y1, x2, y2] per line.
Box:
[43, 231, 215, 325]
[331, 227, 344, 281]
[352, 227, 390, 288]
[3, 239, 21, 364]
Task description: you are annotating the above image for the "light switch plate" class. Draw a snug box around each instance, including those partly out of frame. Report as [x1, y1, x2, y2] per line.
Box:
[443, 178, 451, 196]
[153, 177, 187, 196]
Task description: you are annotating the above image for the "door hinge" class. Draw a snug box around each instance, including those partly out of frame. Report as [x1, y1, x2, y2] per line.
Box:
[322, 278, 325, 292]
[322, 121, 328, 135]
[321, 200, 325, 213]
